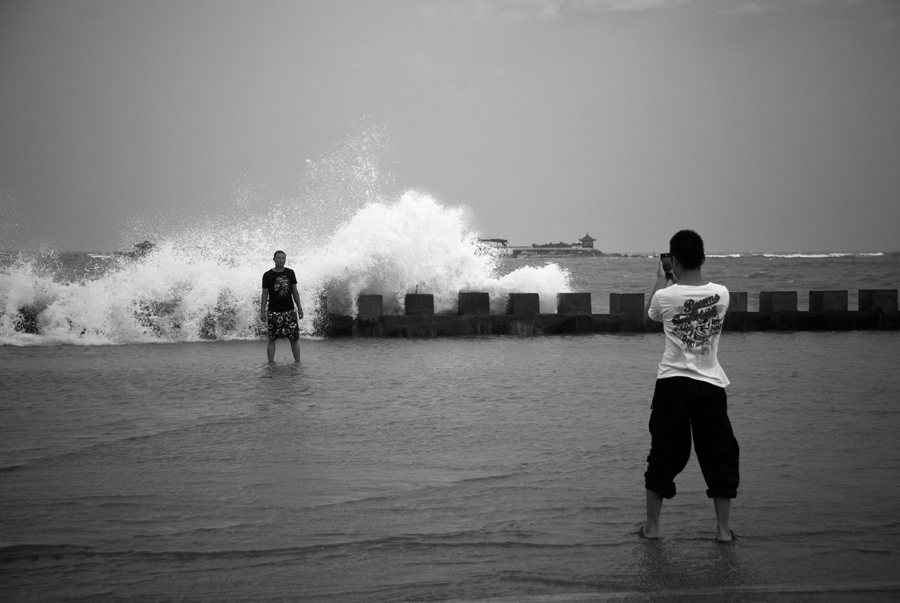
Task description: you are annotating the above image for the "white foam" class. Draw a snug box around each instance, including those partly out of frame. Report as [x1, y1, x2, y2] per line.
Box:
[0, 192, 571, 345]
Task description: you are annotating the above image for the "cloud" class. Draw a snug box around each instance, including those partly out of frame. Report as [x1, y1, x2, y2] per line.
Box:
[716, 2, 784, 15]
[468, 0, 881, 18]
[716, 2, 769, 15]
[492, 0, 688, 18]
[715, 0, 875, 16]
[413, 0, 686, 21]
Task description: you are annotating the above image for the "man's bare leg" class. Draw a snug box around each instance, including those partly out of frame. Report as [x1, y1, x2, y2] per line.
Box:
[714, 497, 733, 541]
[267, 339, 276, 363]
[290, 339, 300, 362]
[643, 488, 663, 538]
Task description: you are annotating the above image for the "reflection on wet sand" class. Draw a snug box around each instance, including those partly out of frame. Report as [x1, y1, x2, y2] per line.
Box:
[634, 537, 753, 601]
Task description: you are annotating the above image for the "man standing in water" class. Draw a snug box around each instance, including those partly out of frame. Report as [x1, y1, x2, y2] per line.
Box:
[639, 230, 739, 542]
[260, 250, 303, 363]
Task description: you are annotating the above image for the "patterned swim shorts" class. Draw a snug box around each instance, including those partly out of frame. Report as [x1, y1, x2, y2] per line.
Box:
[266, 310, 300, 341]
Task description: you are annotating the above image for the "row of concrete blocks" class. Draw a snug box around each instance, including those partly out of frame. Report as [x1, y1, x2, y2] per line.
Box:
[356, 289, 900, 318]
[318, 289, 900, 337]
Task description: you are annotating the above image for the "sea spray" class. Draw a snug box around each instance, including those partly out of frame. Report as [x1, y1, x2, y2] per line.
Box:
[0, 120, 574, 344]
[301, 191, 570, 316]
[0, 247, 256, 345]
[115, 120, 396, 257]
[0, 193, 572, 345]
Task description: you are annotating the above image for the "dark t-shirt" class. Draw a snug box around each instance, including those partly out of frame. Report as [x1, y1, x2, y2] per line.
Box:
[262, 268, 297, 312]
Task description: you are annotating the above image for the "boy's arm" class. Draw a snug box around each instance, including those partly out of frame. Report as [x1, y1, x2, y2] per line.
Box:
[292, 285, 304, 319]
[643, 261, 671, 329]
[260, 289, 268, 322]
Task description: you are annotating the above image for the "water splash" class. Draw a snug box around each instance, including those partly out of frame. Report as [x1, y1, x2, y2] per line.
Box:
[0, 128, 571, 345]
[303, 191, 569, 317]
[0, 192, 571, 345]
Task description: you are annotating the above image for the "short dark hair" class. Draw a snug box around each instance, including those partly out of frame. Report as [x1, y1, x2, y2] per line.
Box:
[669, 230, 705, 270]
[273, 250, 286, 259]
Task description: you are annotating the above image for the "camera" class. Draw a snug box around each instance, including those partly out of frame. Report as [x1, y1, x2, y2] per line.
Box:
[660, 253, 673, 280]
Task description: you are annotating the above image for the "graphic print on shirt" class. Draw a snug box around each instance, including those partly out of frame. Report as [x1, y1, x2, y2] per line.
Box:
[671, 294, 724, 355]
[273, 275, 292, 298]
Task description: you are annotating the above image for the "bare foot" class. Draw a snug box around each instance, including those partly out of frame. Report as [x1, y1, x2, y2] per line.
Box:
[636, 525, 659, 540]
[715, 529, 737, 543]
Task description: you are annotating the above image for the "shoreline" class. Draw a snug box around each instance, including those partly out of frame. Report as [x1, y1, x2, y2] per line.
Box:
[2, 249, 897, 259]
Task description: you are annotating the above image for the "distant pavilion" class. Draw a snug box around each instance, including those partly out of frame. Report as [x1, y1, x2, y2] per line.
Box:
[579, 233, 595, 248]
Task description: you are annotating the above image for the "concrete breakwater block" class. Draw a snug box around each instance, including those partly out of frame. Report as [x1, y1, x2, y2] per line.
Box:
[760, 291, 798, 313]
[458, 292, 490, 315]
[728, 292, 748, 312]
[357, 295, 383, 319]
[609, 293, 644, 317]
[859, 289, 898, 312]
[506, 293, 540, 315]
[557, 293, 591, 314]
[809, 290, 848, 312]
[405, 294, 434, 316]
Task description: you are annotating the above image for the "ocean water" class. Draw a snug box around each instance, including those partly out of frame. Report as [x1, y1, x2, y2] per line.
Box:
[528, 251, 900, 313]
[2, 244, 898, 347]
[2, 332, 900, 602]
[0, 192, 576, 346]
[2, 191, 900, 601]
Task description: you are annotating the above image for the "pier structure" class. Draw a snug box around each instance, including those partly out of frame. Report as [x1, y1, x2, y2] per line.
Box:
[325, 290, 899, 337]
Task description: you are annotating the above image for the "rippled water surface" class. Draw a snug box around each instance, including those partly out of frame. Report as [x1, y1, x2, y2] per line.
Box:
[2, 332, 900, 602]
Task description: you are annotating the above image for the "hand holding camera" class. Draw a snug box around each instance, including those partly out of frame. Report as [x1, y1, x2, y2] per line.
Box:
[660, 253, 675, 283]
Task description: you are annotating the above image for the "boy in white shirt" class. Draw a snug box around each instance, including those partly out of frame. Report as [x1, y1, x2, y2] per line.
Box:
[638, 230, 739, 543]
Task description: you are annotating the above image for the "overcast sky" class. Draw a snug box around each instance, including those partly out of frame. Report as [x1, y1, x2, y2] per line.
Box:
[1, 0, 898, 252]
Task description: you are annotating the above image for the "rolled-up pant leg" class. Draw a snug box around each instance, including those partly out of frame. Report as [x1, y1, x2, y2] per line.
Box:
[690, 382, 740, 499]
[644, 378, 693, 499]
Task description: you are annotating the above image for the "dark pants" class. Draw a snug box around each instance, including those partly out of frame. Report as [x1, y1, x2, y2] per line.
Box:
[644, 377, 740, 500]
